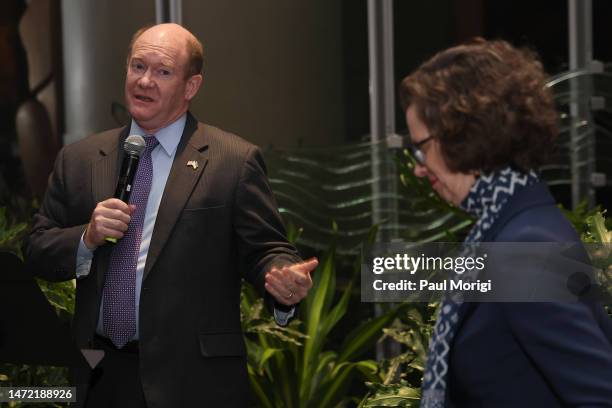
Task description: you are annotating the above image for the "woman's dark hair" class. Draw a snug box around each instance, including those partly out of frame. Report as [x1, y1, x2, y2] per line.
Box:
[399, 38, 558, 173]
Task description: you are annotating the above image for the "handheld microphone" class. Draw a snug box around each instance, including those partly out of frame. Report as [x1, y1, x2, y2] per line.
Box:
[105, 135, 146, 244]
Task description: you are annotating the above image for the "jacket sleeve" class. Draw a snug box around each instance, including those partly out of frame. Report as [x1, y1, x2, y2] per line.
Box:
[501, 301, 612, 406]
[232, 146, 301, 295]
[23, 147, 88, 282]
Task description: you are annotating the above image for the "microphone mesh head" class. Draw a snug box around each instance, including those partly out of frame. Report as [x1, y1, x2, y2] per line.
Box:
[124, 135, 146, 156]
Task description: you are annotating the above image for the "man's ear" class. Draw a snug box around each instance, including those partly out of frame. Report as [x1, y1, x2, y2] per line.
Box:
[185, 74, 203, 101]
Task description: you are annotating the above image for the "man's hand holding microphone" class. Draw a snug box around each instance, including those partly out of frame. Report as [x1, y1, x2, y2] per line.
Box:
[83, 199, 135, 250]
[83, 134, 145, 249]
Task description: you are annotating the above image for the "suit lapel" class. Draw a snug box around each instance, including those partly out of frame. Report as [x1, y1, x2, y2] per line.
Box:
[91, 127, 127, 203]
[91, 126, 129, 292]
[143, 114, 209, 280]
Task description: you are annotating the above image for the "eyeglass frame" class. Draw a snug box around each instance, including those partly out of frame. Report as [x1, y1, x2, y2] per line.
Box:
[407, 135, 433, 165]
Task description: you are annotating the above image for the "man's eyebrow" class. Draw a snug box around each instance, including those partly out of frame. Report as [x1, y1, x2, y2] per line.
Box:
[159, 60, 175, 69]
[128, 54, 176, 70]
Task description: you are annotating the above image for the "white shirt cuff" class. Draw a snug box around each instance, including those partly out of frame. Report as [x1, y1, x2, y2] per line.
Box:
[76, 232, 94, 278]
[273, 306, 295, 326]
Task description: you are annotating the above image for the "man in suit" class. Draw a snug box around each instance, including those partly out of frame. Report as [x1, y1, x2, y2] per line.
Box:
[24, 23, 317, 407]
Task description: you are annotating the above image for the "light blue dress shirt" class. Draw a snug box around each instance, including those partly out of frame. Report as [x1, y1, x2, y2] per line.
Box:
[77, 114, 186, 340]
[76, 114, 292, 341]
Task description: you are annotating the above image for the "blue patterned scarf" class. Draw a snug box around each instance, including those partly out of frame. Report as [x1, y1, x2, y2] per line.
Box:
[420, 167, 539, 407]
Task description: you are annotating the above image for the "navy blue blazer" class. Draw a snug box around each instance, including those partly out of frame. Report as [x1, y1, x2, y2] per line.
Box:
[448, 182, 612, 407]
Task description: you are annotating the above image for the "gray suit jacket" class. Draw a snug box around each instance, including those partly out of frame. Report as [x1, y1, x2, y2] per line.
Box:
[25, 112, 300, 407]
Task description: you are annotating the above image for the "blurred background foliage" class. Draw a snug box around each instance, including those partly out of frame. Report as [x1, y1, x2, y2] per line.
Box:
[0, 176, 73, 407]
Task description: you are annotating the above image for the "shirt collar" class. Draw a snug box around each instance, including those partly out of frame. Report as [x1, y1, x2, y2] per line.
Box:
[129, 114, 187, 157]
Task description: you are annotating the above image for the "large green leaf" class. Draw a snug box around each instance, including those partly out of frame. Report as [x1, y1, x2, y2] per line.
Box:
[359, 383, 421, 408]
[247, 364, 275, 408]
[312, 362, 355, 408]
[258, 348, 284, 375]
[301, 247, 336, 400]
[319, 279, 352, 340]
[338, 303, 408, 363]
[588, 212, 612, 243]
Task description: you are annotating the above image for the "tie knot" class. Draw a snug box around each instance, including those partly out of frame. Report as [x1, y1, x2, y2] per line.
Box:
[144, 135, 159, 151]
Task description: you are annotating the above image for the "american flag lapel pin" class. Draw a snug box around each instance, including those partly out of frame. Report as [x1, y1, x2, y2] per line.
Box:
[187, 160, 199, 170]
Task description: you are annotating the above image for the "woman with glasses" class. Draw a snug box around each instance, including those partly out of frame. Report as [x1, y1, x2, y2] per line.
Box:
[400, 39, 612, 407]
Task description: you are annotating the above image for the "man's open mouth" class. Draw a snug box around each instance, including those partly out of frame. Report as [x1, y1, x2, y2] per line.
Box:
[135, 95, 154, 102]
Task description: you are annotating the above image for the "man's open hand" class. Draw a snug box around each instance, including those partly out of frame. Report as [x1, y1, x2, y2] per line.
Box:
[264, 258, 318, 305]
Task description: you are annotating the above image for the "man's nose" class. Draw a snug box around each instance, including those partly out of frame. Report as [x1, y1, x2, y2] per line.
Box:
[137, 70, 155, 88]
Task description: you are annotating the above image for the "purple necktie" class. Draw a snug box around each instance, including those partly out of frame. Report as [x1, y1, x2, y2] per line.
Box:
[102, 135, 158, 348]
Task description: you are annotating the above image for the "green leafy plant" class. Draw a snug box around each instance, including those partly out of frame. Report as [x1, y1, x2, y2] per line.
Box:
[0, 204, 73, 407]
[242, 234, 410, 407]
[358, 381, 421, 408]
[583, 211, 612, 314]
[0, 203, 76, 318]
[585, 211, 612, 244]
[357, 304, 437, 408]
[0, 207, 29, 258]
[561, 203, 612, 308]
[559, 201, 603, 240]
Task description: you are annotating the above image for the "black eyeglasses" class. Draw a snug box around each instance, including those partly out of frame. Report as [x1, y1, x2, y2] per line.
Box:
[408, 135, 433, 165]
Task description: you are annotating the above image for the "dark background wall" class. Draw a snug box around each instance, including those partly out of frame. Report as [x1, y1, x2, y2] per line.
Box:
[183, 0, 346, 148]
[342, 0, 612, 140]
[2, 0, 612, 203]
